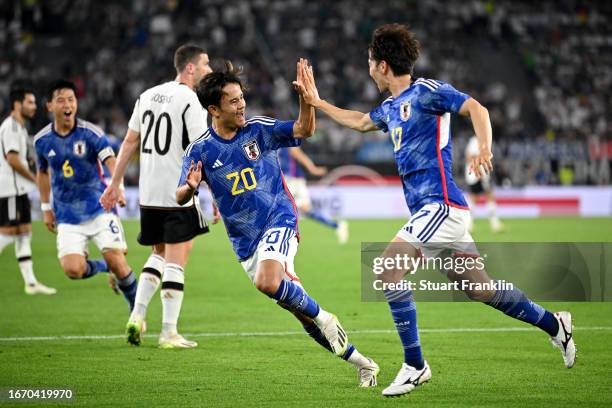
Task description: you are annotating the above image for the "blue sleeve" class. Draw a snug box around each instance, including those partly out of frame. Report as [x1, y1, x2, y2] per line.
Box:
[266, 120, 301, 150]
[178, 143, 201, 187]
[421, 83, 470, 114]
[369, 105, 389, 133]
[34, 140, 48, 171]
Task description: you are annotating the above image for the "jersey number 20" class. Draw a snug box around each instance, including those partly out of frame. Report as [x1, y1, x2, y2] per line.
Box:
[141, 110, 172, 155]
[226, 168, 257, 195]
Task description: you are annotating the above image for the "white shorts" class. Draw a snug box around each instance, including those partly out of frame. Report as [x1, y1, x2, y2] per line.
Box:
[285, 177, 311, 209]
[240, 227, 301, 284]
[56, 212, 127, 258]
[396, 202, 479, 258]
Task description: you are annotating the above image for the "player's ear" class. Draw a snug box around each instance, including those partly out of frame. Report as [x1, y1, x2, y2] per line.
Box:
[46, 101, 53, 113]
[207, 105, 219, 117]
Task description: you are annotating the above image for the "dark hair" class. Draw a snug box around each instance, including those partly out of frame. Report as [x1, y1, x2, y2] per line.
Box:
[47, 79, 77, 101]
[9, 82, 34, 110]
[369, 24, 420, 76]
[174, 44, 205, 73]
[195, 61, 245, 109]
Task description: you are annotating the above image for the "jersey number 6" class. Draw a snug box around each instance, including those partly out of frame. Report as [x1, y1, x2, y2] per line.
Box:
[226, 168, 257, 196]
[62, 160, 74, 178]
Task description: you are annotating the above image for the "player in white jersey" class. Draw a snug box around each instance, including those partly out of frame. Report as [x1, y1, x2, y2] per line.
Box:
[0, 84, 56, 295]
[464, 135, 503, 232]
[101, 44, 216, 348]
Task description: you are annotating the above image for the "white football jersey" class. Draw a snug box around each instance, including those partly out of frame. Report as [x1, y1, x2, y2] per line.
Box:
[128, 81, 208, 207]
[0, 115, 35, 198]
[464, 136, 489, 185]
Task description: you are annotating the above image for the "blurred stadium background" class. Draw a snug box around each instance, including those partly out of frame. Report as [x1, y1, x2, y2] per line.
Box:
[2, 1, 612, 406]
[1, 0, 611, 222]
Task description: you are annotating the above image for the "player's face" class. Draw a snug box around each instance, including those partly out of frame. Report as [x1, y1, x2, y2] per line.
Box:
[20, 93, 37, 119]
[368, 52, 388, 93]
[193, 53, 213, 83]
[217, 83, 246, 128]
[48, 88, 77, 127]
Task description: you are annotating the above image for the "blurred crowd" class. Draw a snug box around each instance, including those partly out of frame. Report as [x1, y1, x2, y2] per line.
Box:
[0, 0, 609, 185]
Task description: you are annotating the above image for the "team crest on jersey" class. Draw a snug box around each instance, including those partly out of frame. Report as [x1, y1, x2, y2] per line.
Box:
[242, 140, 261, 160]
[73, 141, 87, 157]
[400, 101, 411, 121]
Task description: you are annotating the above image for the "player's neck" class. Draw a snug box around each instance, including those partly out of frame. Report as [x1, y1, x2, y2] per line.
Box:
[212, 120, 238, 140]
[388, 75, 413, 97]
[54, 119, 75, 136]
[175, 73, 194, 90]
[10, 110, 25, 127]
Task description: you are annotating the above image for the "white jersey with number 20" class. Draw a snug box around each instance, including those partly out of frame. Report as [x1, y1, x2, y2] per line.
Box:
[128, 81, 208, 208]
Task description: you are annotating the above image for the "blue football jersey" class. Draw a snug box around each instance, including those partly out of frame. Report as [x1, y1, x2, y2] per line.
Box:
[370, 78, 470, 213]
[278, 147, 305, 178]
[180, 116, 300, 261]
[34, 119, 114, 224]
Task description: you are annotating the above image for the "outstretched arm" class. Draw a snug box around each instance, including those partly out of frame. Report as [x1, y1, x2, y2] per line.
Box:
[100, 129, 140, 210]
[289, 147, 327, 177]
[459, 98, 493, 178]
[298, 62, 378, 132]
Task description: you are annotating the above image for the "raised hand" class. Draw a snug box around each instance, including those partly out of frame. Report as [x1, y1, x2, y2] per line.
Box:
[186, 160, 203, 191]
[293, 58, 321, 106]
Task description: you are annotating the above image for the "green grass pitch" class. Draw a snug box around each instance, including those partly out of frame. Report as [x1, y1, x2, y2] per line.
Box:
[1, 217, 611, 407]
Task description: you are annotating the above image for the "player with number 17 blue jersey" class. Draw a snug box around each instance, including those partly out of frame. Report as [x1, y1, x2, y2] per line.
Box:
[299, 24, 575, 397]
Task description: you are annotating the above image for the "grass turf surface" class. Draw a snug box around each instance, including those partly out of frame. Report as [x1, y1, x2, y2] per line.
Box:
[1, 217, 611, 407]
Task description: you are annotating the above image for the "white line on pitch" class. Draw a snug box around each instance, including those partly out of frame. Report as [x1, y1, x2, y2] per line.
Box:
[1, 326, 611, 342]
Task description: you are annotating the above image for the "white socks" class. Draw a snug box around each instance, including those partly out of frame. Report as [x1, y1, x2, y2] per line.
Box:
[133, 254, 165, 318]
[160, 263, 185, 336]
[15, 233, 36, 286]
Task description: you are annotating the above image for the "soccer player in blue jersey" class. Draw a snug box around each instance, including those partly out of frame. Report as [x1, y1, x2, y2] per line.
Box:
[278, 147, 349, 244]
[299, 24, 576, 396]
[34, 80, 137, 312]
[176, 60, 380, 387]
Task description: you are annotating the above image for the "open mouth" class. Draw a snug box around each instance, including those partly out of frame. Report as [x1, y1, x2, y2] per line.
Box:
[63, 111, 72, 120]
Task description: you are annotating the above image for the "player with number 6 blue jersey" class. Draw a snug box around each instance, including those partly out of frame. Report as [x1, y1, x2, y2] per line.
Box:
[34, 80, 137, 314]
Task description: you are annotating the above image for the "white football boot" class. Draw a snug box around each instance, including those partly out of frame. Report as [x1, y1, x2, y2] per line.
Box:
[25, 282, 57, 295]
[551, 311, 576, 368]
[382, 360, 431, 397]
[158, 333, 198, 349]
[126, 314, 147, 346]
[358, 358, 380, 387]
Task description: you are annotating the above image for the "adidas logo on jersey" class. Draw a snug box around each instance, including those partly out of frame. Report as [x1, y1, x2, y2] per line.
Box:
[212, 159, 223, 169]
[264, 246, 275, 252]
[48, 149, 56, 157]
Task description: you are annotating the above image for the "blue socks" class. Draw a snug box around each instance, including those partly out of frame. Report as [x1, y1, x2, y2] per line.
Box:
[83, 259, 108, 279]
[385, 289, 424, 369]
[271, 280, 320, 318]
[305, 211, 338, 229]
[486, 286, 559, 336]
[116, 271, 138, 312]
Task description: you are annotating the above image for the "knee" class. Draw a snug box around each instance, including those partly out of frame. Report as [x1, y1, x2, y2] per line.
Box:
[62, 263, 85, 279]
[60, 258, 87, 279]
[254, 274, 281, 296]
